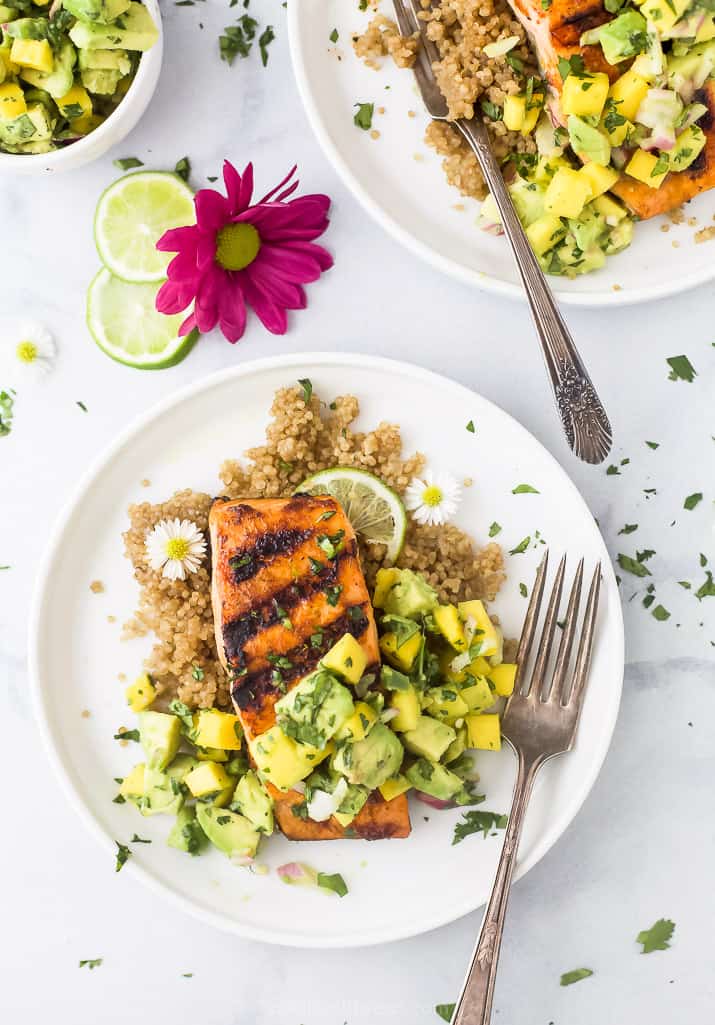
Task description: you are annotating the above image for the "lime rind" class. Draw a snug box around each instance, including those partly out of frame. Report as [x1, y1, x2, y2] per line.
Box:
[87, 267, 198, 370]
[94, 171, 195, 285]
[297, 467, 407, 562]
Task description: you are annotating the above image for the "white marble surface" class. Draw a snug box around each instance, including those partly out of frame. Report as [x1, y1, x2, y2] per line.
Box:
[1, 3, 714, 1022]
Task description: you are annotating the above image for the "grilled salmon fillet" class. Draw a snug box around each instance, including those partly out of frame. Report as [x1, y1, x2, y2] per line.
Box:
[209, 493, 411, 841]
[507, 0, 715, 217]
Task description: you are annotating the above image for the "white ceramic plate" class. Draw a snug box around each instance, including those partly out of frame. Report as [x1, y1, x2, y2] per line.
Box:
[288, 1, 715, 307]
[29, 354, 623, 948]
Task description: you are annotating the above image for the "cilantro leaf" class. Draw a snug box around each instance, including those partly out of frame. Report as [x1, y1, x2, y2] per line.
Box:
[79, 958, 103, 970]
[560, 968, 593, 986]
[297, 378, 313, 403]
[113, 157, 143, 171]
[174, 156, 191, 182]
[435, 1004, 456, 1023]
[637, 918, 675, 953]
[509, 536, 530, 555]
[618, 524, 638, 535]
[452, 810, 507, 844]
[488, 522, 501, 537]
[651, 604, 670, 621]
[617, 553, 651, 578]
[466, 419, 475, 433]
[317, 871, 348, 897]
[512, 484, 540, 494]
[113, 728, 140, 742]
[684, 492, 703, 510]
[695, 571, 715, 600]
[666, 355, 696, 382]
[330, 28, 339, 43]
[115, 842, 131, 872]
[481, 98, 503, 121]
[353, 102, 374, 131]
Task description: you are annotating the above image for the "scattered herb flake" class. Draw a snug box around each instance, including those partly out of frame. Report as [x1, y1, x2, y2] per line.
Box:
[452, 810, 507, 844]
[115, 842, 131, 872]
[512, 484, 540, 494]
[113, 157, 143, 171]
[191, 664, 205, 681]
[695, 571, 715, 600]
[509, 536, 530, 555]
[618, 524, 638, 535]
[637, 918, 675, 953]
[0, 389, 16, 438]
[113, 728, 140, 743]
[79, 958, 103, 970]
[606, 464, 621, 475]
[130, 834, 151, 844]
[560, 968, 593, 986]
[298, 378, 313, 403]
[666, 355, 696, 382]
[174, 156, 191, 182]
[652, 604, 670, 621]
[435, 1005, 456, 1023]
[645, 440, 659, 450]
[617, 554, 651, 578]
[466, 419, 475, 433]
[684, 492, 703, 511]
[480, 98, 503, 121]
[488, 522, 501, 537]
[519, 582, 528, 598]
[317, 871, 348, 897]
[258, 25, 275, 66]
[329, 27, 339, 43]
[76, 400, 88, 412]
[353, 102, 374, 130]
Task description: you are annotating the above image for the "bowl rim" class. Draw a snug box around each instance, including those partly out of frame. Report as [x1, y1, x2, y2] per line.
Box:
[0, 0, 163, 170]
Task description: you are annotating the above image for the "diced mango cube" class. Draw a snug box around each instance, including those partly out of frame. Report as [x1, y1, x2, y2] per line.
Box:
[593, 193, 628, 223]
[321, 632, 367, 684]
[195, 747, 228, 762]
[192, 709, 242, 750]
[379, 774, 412, 801]
[608, 70, 649, 122]
[389, 685, 420, 732]
[526, 214, 567, 256]
[488, 663, 517, 697]
[640, 0, 689, 36]
[457, 599, 500, 658]
[602, 114, 632, 147]
[335, 701, 378, 742]
[466, 713, 502, 751]
[562, 72, 610, 119]
[118, 762, 145, 798]
[579, 161, 620, 197]
[544, 167, 593, 218]
[0, 82, 26, 120]
[125, 673, 156, 713]
[184, 761, 233, 798]
[250, 726, 331, 791]
[380, 630, 422, 672]
[57, 84, 93, 120]
[625, 149, 668, 188]
[10, 38, 53, 74]
[669, 125, 707, 172]
[73, 113, 104, 135]
[426, 686, 470, 722]
[373, 567, 400, 608]
[460, 676, 497, 713]
[433, 604, 467, 651]
[503, 94, 541, 135]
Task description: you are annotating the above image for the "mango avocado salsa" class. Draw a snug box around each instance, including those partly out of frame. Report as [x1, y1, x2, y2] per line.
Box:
[0, 0, 158, 154]
[113, 567, 517, 872]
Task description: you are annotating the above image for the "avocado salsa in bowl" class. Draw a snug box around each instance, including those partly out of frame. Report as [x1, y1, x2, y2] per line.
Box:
[0, 0, 160, 167]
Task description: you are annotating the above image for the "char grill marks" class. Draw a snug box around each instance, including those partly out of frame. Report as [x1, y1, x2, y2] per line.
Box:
[209, 495, 380, 737]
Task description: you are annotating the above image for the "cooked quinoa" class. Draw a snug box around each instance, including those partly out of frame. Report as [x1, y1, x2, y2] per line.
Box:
[354, 1, 539, 200]
[123, 386, 505, 712]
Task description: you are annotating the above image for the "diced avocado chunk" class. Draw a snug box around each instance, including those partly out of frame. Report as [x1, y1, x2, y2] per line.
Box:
[275, 669, 354, 749]
[321, 632, 367, 684]
[196, 804, 261, 860]
[0, 104, 52, 145]
[138, 710, 181, 771]
[604, 217, 634, 254]
[567, 115, 611, 167]
[139, 766, 184, 817]
[509, 178, 546, 227]
[167, 805, 207, 856]
[231, 770, 274, 835]
[405, 758, 464, 800]
[79, 47, 132, 73]
[460, 676, 497, 713]
[592, 11, 649, 66]
[402, 714, 455, 762]
[69, 2, 159, 51]
[425, 686, 469, 721]
[337, 782, 370, 819]
[374, 567, 438, 618]
[19, 41, 76, 98]
[80, 67, 122, 94]
[569, 207, 607, 253]
[443, 724, 468, 764]
[669, 124, 707, 172]
[63, 0, 131, 24]
[335, 700, 378, 742]
[332, 722, 404, 789]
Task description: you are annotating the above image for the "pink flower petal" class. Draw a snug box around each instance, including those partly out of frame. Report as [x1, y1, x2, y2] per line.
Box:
[237, 162, 254, 210]
[156, 279, 194, 315]
[222, 160, 244, 212]
[167, 247, 200, 282]
[255, 244, 324, 284]
[247, 261, 306, 309]
[217, 281, 248, 343]
[196, 233, 218, 269]
[157, 224, 199, 253]
[258, 165, 298, 204]
[194, 189, 230, 231]
[178, 309, 198, 337]
[242, 276, 288, 335]
[279, 240, 334, 272]
[193, 266, 223, 333]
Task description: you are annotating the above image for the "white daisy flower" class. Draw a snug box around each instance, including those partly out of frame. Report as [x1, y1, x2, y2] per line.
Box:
[405, 470, 462, 527]
[145, 518, 207, 581]
[0, 320, 55, 381]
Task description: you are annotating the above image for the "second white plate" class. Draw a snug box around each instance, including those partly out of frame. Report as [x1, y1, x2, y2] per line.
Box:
[289, 0, 715, 307]
[30, 354, 623, 947]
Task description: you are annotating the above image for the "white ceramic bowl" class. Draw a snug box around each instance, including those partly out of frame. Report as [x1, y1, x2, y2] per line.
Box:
[0, 0, 162, 175]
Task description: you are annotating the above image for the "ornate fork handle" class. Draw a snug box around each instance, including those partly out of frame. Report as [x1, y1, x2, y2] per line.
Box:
[453, 751, 543, 1025]
[455, 117, 612, 465]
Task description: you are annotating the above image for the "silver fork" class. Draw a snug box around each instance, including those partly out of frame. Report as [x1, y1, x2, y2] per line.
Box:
[391, 0, 612, 465]
[452, 552, 601, 1025]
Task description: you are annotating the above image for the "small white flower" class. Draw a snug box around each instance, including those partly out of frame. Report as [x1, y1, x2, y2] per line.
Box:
[145, 518, 207, 581]
[0, 320, 55, 381]
[405, 470, 462, 527]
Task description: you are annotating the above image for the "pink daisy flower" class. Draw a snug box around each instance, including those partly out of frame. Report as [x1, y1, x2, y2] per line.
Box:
[155, 161, 333, 343]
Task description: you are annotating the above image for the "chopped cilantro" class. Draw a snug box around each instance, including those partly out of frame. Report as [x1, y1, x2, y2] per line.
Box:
[0, 389, 16, 438]
[452, 810, 507, 844]
[618, 524, 638, 535]
[113, 157, 143, 171]
[326, 585, 343, 607]
[651, 604, 670, 621]
[191, 664, 205, 681]
[329, 28, 339, 43]
[115, 842, 131, 872]
[560, 968, 593, 986]
[509, 536, 530, 555]
[512, 484, 540, 494]
[79, 958, 103, 970]
[684, 492, 703, 510]
[435, 1005, 456, 1023]
[113, 728, 140, 742]
[606, 464, 621, 475]
[258, 25, 275, 66]
[666, 355, 696, 382]
[558, 54, 587, 81]
[130, 834, 151, 844]
[353, 102, 374, 130]
[174, 156, 191, 182]
[695, 571, 715, 601]
[645, 440, 659, 449]
[637, 918, 675, 953]
[466, 419, 475, 433]
[488, 522, 502, 537]
[481, 98, 503, 121]
[298, 377, 313, 403]
[317, 871, 348, 897]
[519, 582, 528, 598]
[76, 400, 88, 412]
[617, 553, 651, 578]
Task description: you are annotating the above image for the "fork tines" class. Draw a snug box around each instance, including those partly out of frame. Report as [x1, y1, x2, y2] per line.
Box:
[514, 552, 601, 710]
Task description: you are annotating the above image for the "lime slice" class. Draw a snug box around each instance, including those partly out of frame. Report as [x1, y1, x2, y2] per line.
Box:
[94, 171, 195, 284]
[87, 268, 199, 370]
[297, 467, 407, 561]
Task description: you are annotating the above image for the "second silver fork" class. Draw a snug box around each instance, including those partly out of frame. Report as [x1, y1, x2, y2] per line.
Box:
[391, 0, 613, 465]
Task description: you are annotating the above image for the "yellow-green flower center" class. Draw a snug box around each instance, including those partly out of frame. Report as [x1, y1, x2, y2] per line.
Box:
[215, 223, 261, 271]
[422, 485, 443, 508]
[166, 537, 191, 562]
[16, 340, 38, 364]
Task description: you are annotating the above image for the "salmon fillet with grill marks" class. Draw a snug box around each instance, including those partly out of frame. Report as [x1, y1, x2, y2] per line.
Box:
[507, 0, 715, 217]
[209, 494, 411, 841]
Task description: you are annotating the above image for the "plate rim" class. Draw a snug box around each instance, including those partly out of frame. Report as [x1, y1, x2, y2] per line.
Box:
[287, 2, 715, 310]
[28, 352, 624, 948]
